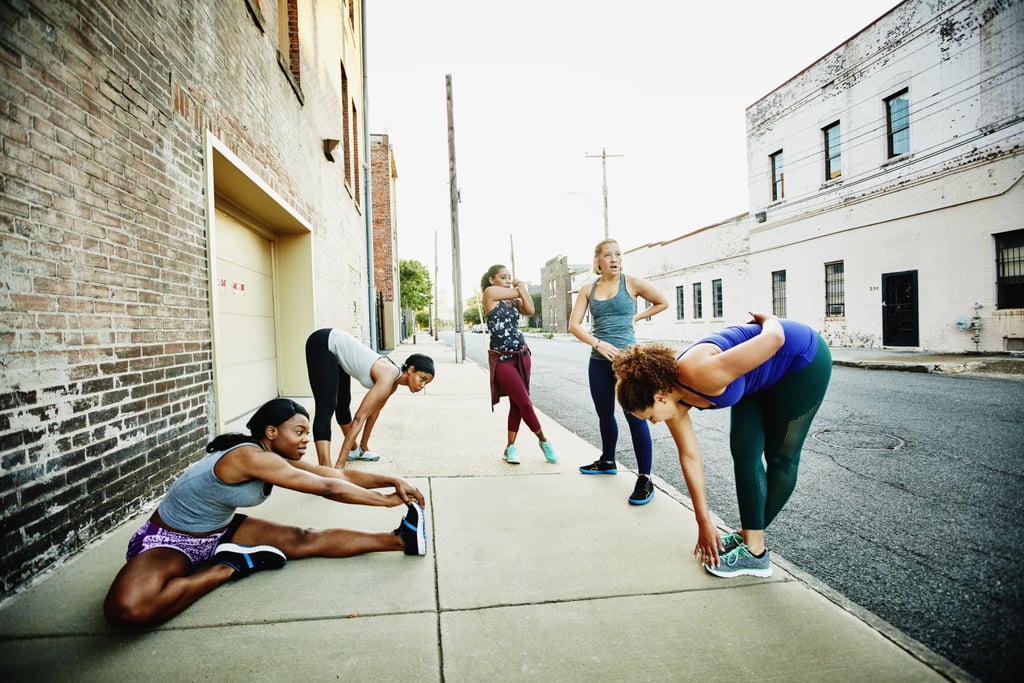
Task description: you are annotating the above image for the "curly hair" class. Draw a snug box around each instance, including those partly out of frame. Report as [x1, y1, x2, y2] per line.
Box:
[612, 343, 679, 413]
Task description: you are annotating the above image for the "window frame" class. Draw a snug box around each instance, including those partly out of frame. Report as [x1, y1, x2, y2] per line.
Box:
[692, 282, 703, 320]
[770, 150, 784, 201]
[675, 285, 685, 320]
[995, 229, 1024, 309]
[712, 279, 723, 319]
[825, 261, 846, 318]
[885, 89, 910, 158]
[824, 121, 842, 180]
[772, 270, 787, 318]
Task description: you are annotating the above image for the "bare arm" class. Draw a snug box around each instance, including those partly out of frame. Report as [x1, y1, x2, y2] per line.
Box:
[334, 362, 400, 468]
[665, 410, 724, 566]
[568, 283, 597, 346]
[681, 313, 786, 394]
[628, 275, 669, 323]
[289, 457, 425, 506]
[225, 446, 408, 507]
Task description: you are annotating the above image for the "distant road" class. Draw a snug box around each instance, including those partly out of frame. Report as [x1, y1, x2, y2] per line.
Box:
[439, 329, 1024, 683]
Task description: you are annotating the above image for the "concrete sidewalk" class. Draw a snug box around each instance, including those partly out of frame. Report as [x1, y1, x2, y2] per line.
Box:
[0, 335, 977, 681]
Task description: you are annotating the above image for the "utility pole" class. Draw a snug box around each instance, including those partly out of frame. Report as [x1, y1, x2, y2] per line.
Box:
[446, 74, 465, 362]
[433, 230, 439, 341]
[585, 147, 623, 239]
[509, 234, 516, 280]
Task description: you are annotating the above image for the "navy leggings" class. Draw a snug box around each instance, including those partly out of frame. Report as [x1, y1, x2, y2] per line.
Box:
[305, 328, 353, 442]
[495, 354, 541, 434]
[589, 357, 653, 475]
[730, 335, 832, 530]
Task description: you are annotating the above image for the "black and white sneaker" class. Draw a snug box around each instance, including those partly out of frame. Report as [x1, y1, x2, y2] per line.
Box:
[212, 542, 287, 579]
[394, 501, 427, 556]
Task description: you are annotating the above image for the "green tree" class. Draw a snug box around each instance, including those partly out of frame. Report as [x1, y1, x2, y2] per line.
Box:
[415, 310, 431, 329]
[463, 292, 482, 326]
[399, 259, 432, 312]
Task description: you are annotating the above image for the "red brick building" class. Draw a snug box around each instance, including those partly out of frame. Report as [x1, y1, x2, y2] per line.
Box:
[0, 1, 370, 596]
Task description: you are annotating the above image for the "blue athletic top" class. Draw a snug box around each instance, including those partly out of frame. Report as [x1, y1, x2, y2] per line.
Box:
[157, 443, 271, 532]
[675, 319, 820, 409]
[487, 300, 528, 361]
[589, 276, 635, 359]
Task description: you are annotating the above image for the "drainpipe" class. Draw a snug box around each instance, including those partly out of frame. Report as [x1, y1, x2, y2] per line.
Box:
[362, 0, 378, 350]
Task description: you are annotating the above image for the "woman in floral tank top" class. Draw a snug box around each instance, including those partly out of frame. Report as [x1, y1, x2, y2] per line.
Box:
[480, 264, 559, 465]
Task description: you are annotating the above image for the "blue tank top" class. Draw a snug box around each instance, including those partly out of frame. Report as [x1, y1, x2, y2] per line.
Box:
[157, 443, 271, 532]
[675, 319, 820, 409]
[589, 276, 635, 359]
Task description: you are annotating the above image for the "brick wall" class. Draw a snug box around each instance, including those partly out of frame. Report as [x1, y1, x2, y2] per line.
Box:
[370, 134, 395, 301]
[0, 0, 366, 597]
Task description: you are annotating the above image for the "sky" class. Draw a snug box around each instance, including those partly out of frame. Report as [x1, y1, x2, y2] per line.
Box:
[365, 0, 901, 311]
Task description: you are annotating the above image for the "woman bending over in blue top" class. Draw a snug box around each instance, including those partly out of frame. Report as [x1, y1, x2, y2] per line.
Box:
[481, 264, 558, 465]
[612, 313, 831, 578]
[104, 398, 427, 628]
[568, 238, 667, 505]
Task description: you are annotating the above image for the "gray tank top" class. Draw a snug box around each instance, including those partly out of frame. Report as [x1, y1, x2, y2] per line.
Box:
[157, 443, 271, 532]
[589, 275, 636, 358]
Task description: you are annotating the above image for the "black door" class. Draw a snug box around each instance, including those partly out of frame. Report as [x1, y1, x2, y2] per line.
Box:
[882, 270, 919, 346]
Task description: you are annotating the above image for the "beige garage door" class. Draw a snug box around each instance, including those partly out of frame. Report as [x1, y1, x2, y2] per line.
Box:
[213, 209, 278, 423]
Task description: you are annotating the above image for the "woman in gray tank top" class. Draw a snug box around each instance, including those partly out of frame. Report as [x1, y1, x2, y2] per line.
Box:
[104, 398, 428, 628]
[568, 239, 667, 505]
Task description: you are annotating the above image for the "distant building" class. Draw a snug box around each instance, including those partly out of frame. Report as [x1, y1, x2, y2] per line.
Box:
[629, 0, 1023, 352]
[541, 256, 589, 333]
[370, 134, 401, 350]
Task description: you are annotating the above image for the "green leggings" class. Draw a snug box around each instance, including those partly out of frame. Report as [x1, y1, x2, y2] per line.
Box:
[730, 335, 831, 531]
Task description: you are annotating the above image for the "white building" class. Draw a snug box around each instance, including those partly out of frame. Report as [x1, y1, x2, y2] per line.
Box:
[630, 0, 1023, 353]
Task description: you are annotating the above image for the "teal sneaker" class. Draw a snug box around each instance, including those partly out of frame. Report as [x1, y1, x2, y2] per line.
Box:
[347, 446, 381, 462]
[540, 440, 558, 463]
[503, 444, 520, 464]
[705, 545, 772, 578]
[719, 531, 743, 555]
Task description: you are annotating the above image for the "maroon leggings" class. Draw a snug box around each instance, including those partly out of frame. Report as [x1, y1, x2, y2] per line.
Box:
[494, 355, 541, 434]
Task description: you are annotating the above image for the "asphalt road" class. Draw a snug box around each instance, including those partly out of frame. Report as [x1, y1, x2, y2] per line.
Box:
[441, 330, 1024, 683]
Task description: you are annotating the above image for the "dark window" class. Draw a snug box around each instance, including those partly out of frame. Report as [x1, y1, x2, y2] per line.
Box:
[825, 261, 845, 317]
[772, 270, 787, 317]
[886, 90, 910, 158]
[996, 229, 1024, 309]
[770, 150, 784, 201]
[712, 279, 723, 318]
[693, 282, 703, 320]
[824, 122, 842, 180]
[352, 103, 361, 205]
[675, 286, 685, 320]
[342, 65, 352, 188]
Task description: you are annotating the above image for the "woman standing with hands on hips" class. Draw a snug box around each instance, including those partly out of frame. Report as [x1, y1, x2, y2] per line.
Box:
[568, 238, 667, 505]
[481, 264, 559, 465]
[612, 313, 831, 578]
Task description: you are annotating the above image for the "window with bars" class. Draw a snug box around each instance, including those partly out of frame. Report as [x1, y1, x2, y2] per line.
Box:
[886, 89, 910, 158]
[825, 261, 845, 317]
[693, 282, 703, 320]
[675, 286, 685, 320]
[772, 270, 787, 317]
[824, 122, 842, 180]
[712, 279, 723, 318]
[770, 150, 784, 201]
[996, 229, 1024, 309]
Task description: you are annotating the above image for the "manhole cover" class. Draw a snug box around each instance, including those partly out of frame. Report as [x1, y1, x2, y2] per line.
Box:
[812, 428, 904, 450]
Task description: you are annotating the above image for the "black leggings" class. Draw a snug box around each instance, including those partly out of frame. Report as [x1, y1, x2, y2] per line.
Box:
[730, 335, 832, 530]
[305, 328, 352, 442]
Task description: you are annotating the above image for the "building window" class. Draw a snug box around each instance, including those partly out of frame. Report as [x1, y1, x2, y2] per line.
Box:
[824, 122, 842, 180]
[886, 89, 910, 158]
[675, 286, 685, 320]
[341, 65, 352, 189]
[772, 270, 787, 317]
[825, 261, 845, 317]
[277, 0, 302, 98]
[692, 282, 703, 320]
[770, 150, 784, 201]
[996, 229, 1024, 309]
[712, 279, 723, 318]
[352, 103, 361, 205]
